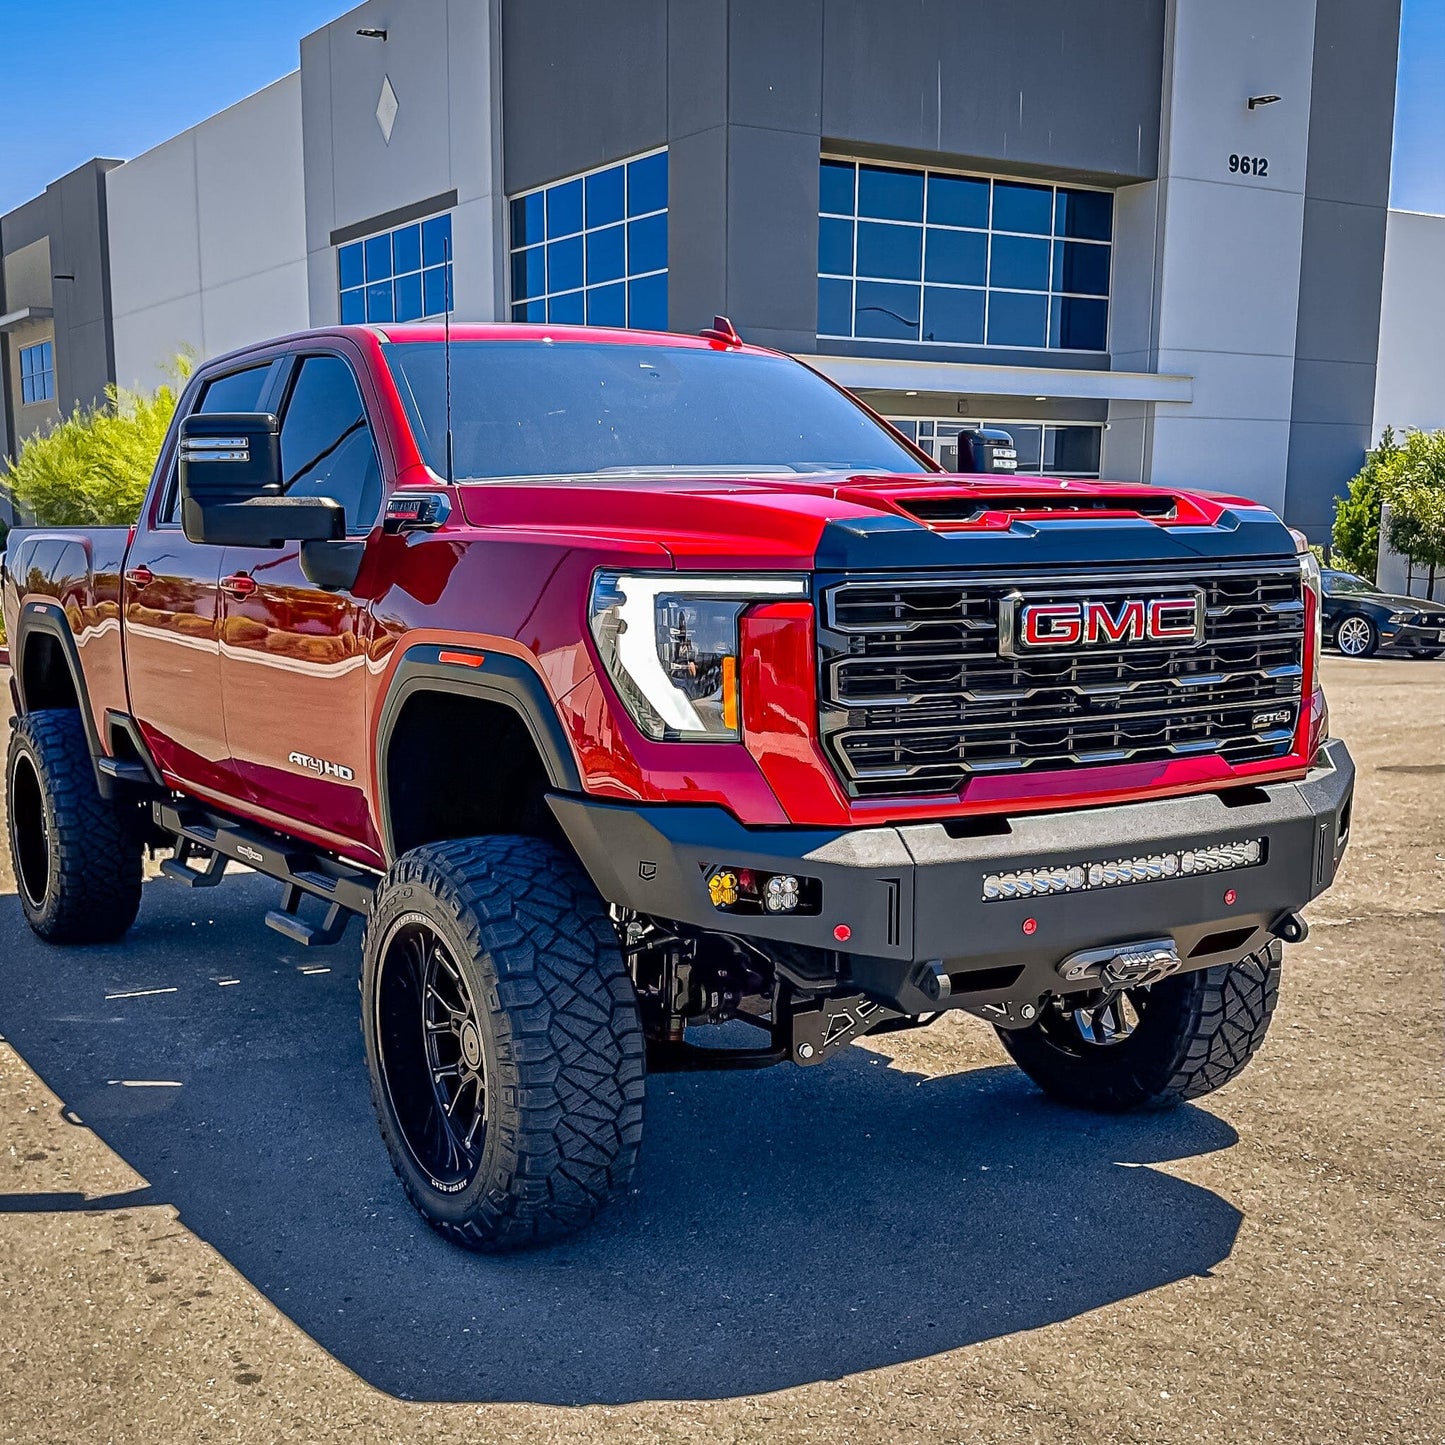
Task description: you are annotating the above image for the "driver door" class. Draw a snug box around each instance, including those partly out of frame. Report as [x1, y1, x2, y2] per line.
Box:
[215, 348, 386, 859]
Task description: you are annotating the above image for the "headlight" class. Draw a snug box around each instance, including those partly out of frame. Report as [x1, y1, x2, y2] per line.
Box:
[588, 572, 807, 740]
[1388, 610, 1412, 623]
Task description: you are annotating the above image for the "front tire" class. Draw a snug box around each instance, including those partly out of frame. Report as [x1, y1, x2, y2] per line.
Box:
[361, 835, 645, 1251]
[997, 944, 1282, 1112]
[5, 709, 143, 943]
[1333, 614, 1378, 657]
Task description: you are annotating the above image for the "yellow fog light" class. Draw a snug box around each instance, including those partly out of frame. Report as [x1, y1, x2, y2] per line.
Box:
[708, 871, 740, 907]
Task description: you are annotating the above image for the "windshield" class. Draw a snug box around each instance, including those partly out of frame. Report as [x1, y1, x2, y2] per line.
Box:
[1324, 572, 1377, 596]
[383, 340, 929, 481]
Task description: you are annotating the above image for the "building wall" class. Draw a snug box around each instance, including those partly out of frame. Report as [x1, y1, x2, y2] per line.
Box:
[1373, 209, 1445, 438]
[107, 75, 308, 392]
[301, 0, 503, 325]
[0, 159, 119, 467]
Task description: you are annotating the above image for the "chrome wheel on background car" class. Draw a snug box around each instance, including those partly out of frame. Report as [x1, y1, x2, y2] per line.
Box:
[1334, 615, 1377, 657]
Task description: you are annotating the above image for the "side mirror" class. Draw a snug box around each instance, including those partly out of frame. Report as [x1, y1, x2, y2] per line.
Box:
[179, 411, 344, 548]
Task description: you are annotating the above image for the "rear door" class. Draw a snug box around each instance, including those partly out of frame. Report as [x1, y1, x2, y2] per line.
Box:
[215, 347, 387, 857]
[124, 358, 281, 796]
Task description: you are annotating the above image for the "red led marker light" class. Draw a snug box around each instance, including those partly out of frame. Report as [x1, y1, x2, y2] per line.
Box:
[833, 924, 852, 943]
[1223, 889, 1237, 906]
[439, 650, 486, 668]
[1022, 918, 1038, 936]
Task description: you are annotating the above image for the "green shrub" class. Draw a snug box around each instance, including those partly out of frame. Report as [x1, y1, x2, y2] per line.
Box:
[1332, 427, 1403, 580]
[0, 356, 191, 527]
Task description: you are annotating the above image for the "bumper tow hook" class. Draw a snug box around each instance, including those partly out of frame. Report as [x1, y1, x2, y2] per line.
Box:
[1057, 938, 1184, 991]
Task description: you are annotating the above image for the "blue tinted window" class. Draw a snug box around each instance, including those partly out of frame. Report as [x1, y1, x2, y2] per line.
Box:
[18, 340, 54, 404]
[509, 150, 668, 331]
[1050, 295, 1109, 350]
[857, 222, 922, 281]
[992, 181, 1052, 234]
[923, 286, 984, 344]
[820, 159, 855, 215]
[587, 282, 626, 326]
[990, 234, 1050, 291]
[392, 224, 421, 276]
[986, 290, 1047, 347]
[924, 228, 986, 286]
[587, 224, 626, 284]
[338, 243, 364, 291]
[423, 265, 450, 317]
[340, 213, 452, 322]
[511, 192, 544, 248]
[1053, 241, 1110, 296]
[627, 212, 667, 275]
[818, 217, 854, 276]
[547, 179, 584, 238]
[628, 272, 667, 330]
[394, 270, 424, 322]
[547, 235, 584, 294]
[512, 245, 545, 300]
[366, 281, 394, 323]
[927, 174, 989, 229]
[858, 165, 924, 222]
[855, 280, 919, 339]
[586, 166, 625, 228]
[364, 234, 391, 281]
[421, 214, 451, 267]
[818, 277, 852, 336]
[816, 159, 1109, 350]
[548, 290, 585, 324]
[627, 151, 667, 215]
[1055, 188, 1112, 241]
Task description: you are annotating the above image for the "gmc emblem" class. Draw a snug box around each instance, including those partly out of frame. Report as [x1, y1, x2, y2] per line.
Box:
[1001, 590, 1205, 656]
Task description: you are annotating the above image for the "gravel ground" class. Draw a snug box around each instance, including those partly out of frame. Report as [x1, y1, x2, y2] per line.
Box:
[0, 657, 1441, 1444]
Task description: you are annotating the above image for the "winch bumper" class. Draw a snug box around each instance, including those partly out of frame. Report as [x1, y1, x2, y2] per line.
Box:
[550, 738, 1354, 1015]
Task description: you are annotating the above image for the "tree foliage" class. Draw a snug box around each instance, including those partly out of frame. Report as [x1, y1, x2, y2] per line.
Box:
[0, 358, 191, 527]
[1332, 427, 1402, 580]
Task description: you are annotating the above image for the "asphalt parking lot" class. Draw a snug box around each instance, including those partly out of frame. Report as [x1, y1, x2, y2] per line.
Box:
[1, 656, 1441, 1444]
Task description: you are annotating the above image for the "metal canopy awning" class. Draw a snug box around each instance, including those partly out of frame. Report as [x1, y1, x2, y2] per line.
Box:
[801, 352, 1193, 405]
[0, 306, 54, 332]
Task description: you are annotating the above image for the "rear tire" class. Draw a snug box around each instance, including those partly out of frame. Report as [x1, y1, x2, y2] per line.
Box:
[996, 943, 1282, 1112]
[5, 709, 143, 944]
[361, 834, 645, 1251]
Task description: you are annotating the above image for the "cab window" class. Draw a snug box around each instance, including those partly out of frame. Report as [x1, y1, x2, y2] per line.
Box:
[159, 361, 274, 524]
[277, 355, 383, 534]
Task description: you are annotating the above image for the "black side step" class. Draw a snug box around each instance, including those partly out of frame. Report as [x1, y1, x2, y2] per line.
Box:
[153, 802, 379, 944]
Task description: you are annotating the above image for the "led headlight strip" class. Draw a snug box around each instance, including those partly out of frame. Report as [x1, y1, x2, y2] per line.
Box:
[982, 838, 1265, 902]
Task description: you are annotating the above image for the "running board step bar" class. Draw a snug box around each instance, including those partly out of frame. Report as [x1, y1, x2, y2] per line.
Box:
[153, 802, 378, 943]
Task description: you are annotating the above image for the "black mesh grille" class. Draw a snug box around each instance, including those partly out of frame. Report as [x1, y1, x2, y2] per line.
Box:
[818, 562, 1306, 798]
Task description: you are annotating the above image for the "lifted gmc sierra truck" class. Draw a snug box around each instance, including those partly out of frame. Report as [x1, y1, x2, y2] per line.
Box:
[2, 321, 1353, 1250]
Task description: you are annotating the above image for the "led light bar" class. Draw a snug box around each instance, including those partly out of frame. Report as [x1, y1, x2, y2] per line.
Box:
[982, 839, 1264, 902]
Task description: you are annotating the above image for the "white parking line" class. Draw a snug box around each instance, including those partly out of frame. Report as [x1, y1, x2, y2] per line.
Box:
[103, 987, 179, 1000]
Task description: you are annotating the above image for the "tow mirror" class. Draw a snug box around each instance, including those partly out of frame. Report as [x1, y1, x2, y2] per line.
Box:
[179, 411, 344, 549]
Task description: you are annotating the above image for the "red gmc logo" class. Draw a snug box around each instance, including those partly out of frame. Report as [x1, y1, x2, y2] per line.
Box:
[1002, 591, 1205, 655]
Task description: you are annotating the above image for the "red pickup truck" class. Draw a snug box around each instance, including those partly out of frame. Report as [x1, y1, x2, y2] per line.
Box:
[2, 322, 1353, 1250]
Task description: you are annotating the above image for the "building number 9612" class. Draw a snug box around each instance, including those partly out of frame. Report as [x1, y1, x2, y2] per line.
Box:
[1229, 154, 1269, 177]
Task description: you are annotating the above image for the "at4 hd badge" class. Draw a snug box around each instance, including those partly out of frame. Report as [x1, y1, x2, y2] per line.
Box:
[289, 750, 355, 781]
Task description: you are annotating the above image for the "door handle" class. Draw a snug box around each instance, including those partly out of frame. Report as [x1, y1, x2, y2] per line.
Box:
[124, 566, 154, 589]
[220, 572, 257, 600]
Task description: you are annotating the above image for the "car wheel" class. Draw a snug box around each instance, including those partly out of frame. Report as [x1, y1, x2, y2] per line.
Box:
[4, 709, 144, 944]
[361, 834, 646, 1250]
[995, 944, 1281, 1112]
[1333, 614, 1378, 658]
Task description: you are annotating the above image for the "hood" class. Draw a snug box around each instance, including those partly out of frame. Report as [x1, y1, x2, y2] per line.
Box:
[454, 470, 1283, 570]
[1351, 589, 1445, 614]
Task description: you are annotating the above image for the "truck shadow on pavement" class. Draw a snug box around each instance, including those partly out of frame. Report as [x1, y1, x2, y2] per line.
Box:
[0, 876, 1242, 1406]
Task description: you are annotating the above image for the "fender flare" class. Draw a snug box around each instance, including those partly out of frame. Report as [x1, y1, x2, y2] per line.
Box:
[374, 644, 584, 859]
[11, 602, 106, 771]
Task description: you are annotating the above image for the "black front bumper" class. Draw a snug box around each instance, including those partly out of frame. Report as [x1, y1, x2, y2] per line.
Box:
[550, 739, 1354, 1015]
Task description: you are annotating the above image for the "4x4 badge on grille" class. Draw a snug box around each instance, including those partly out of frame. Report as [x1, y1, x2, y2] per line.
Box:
[999, 589, 1206, 656]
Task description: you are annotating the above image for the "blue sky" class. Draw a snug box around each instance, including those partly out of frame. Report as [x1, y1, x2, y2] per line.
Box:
[0, 0, 1442, 215]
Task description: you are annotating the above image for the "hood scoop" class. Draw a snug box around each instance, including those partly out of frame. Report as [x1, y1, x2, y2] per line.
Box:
[896, 490, 1179, 526]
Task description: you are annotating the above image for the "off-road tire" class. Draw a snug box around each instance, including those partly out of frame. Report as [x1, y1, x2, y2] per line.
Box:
[5, 709, 144, 944]
[997, 943, 1282, 1112]
[361, 834, 646, 1251]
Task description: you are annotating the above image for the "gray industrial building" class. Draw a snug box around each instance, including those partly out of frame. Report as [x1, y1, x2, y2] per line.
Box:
[2, 0, 1432, 540]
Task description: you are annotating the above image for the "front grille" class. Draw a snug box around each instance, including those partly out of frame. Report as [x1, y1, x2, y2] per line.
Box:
[818, 562, 1306, 798]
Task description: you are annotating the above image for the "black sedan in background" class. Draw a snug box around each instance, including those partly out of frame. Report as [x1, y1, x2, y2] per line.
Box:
[1322, 570, 1445, 658]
